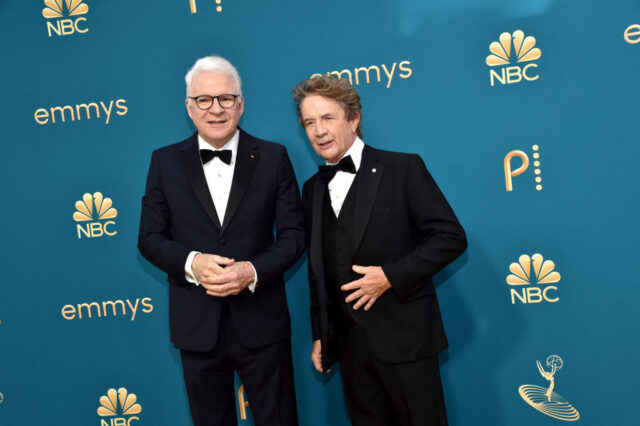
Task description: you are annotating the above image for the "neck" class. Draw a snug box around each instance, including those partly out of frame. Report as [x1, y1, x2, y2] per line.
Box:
[328, 136, 357, 164]
[200, 132, 235, 149]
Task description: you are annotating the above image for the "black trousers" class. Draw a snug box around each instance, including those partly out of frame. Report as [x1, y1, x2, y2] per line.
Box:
[180, 304, 298, 426]
[338, 319, 448, 426]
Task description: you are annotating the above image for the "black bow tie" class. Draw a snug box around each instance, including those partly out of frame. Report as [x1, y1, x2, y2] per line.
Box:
[200, 149, 232, 165]
[318, 155, 356, 182]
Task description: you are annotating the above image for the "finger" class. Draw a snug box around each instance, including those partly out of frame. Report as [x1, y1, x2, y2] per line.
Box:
[311, 355, 323, 372]
[352, 294, 370, 310]
[364, 297, 377, 311]
[206, 272, 238, 285]
[207, 291, 233, 298]
[219, 282, 247, 296]
[345, 289, 364, 303]
[352, 264, 368, 274]
[211, 255, 235, 266]
[200, 281, 222, 292]
[206, 285, 241, 297]
[227, 286, 243, 296]
[341, 279, 363, 292]
[198, 262, 227, 277]
[203, 282, 236, 294]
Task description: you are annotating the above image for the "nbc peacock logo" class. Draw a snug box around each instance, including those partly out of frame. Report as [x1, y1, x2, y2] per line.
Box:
[506, 253, 561, 304]
[42, 0, 89, 37]
[519, 355, 580, 421]
[486, 30, 541, 86]
[97, 387, 142, 426]
[73, 192, 118, 239]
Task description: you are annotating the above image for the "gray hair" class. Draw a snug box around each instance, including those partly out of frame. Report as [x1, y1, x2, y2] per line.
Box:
[185, 55, 242, 97]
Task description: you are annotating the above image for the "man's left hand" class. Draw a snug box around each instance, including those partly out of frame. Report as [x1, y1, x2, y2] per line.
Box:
[341, 265, 391, 311]
[201, 261, 255, 297]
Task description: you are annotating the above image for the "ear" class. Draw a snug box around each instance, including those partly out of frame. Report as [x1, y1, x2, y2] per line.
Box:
[350, 112, 360, 133]
[237, 96, 244, 117]
[185, 98, 193, 120]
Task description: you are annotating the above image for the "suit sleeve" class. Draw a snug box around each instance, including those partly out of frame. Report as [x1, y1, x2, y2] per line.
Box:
[302, 180, 322, 341]
[381, 154, 467, 300]
[249, 147, 306, 284]
[138, 150, 192, 280]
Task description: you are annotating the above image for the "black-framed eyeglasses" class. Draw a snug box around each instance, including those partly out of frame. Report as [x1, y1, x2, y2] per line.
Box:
[188, 94, 241, 110]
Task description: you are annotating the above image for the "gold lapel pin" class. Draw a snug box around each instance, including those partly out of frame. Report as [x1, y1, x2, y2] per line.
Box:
[250, 154, 255, 159]
[372, 168, 377, 173]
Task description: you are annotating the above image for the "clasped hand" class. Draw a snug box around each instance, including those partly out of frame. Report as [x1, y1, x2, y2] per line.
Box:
[341, 265, 391, 311]
[191, 253, 255, 297]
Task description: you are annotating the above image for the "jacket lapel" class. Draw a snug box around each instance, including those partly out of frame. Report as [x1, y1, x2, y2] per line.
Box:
[220, 130, 259, 235]
[180, 133, 222, 229]
[352, 145, 383, 254]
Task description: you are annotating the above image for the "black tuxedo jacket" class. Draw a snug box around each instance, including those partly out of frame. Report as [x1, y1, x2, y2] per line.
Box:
[302, 145, 467, 370]
[138, 129, 305, 352]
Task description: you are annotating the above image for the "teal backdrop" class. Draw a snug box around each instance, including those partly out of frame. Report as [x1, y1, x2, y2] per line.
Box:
[1, 0, 639, 425]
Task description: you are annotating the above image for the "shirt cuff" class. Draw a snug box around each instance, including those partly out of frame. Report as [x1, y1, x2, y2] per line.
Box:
[247, 262, 258, 292]
[185, 251, 201, 286]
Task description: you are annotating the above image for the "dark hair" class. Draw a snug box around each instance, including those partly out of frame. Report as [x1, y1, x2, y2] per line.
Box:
[292, 74, 363, 137]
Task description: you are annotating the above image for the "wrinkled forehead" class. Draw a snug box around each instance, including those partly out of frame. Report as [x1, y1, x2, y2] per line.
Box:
[301, 95, 347, 117]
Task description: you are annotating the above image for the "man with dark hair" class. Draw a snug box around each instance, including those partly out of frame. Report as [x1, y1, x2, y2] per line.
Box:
[139, 55, 304, 426]
[293, 75, 467, 426]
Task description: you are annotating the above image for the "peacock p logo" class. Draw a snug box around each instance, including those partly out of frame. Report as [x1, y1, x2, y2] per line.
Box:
[504, 145, 543, 192]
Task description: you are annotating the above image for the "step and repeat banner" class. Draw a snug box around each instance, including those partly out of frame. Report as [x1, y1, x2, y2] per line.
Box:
[1, 1, 638, 425]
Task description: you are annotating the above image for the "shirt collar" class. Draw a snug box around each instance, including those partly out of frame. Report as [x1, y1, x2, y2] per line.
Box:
[326, 136, 364, 172]
[198, 130, 240, 165]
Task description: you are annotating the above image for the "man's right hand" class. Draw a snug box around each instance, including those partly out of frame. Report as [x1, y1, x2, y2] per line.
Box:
[191, 253, 234, 285]
[311, 339, 330, 373]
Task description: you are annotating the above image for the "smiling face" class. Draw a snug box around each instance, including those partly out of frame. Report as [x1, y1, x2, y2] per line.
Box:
[299, 94, 359, 164]
[186, 71, 243, 148]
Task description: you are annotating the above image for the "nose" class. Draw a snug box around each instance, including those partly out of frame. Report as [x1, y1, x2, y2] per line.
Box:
[314, 121, 327, 137]
[208, 97, 225, 113]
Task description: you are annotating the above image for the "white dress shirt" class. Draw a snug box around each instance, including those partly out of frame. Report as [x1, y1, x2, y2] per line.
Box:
[199, 132, 239, 224]
[184, 130, 257, 291]
[327, 137, 364, 216]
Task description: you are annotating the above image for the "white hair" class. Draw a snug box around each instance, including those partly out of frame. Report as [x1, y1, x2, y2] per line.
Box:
[185, 55, 242, 97]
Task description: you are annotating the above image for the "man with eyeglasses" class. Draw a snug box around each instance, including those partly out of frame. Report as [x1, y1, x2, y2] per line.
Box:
[139, 55, 304, 426]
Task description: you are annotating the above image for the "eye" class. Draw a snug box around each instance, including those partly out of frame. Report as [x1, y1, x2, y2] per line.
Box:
[196, 95, 212, 105]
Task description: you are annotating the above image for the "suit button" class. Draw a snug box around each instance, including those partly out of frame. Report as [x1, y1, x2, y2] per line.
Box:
[220, 238, 226, 245]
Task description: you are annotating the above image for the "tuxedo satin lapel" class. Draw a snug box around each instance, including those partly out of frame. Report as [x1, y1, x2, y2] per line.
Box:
[180, 134, 221, 229]
[220, 133, 258, 234]
[352, 146, 383, 254]
[310, 178, 326, 279]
